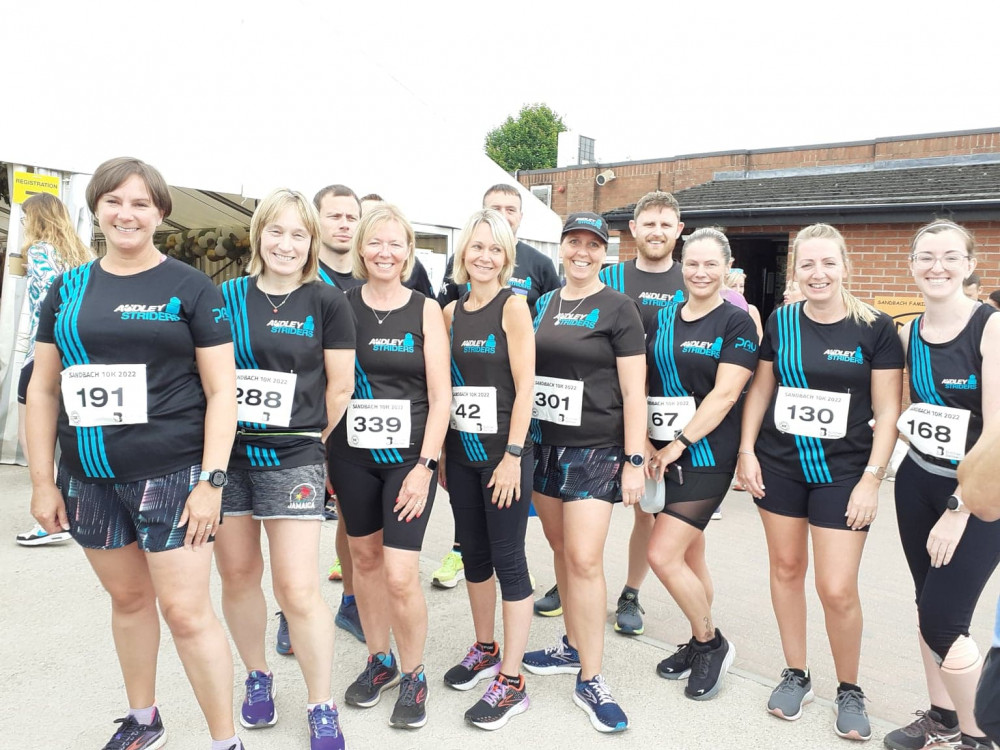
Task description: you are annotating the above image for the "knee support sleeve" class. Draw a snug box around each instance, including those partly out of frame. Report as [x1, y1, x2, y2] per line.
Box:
[938, 634, 983, 675]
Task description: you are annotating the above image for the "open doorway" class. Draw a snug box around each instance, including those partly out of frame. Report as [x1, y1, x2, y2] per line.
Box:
[728, 233, 788, 322]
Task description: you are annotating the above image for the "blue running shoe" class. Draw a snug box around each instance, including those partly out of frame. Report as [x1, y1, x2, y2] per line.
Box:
[308, 703, 346, 750]
[240, 670, 277, 728]
[573, 674, 628, 733]
[102, 709, 166, 749]
[522, 635, 581, 675]
[335, 597, 366, 643]
[276, 611, 293, 655]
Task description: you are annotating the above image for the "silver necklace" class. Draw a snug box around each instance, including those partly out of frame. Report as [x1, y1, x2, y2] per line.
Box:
[556, 293, 588, 325]
[372, 307, 393, 325]
[262, 287, 295, 314]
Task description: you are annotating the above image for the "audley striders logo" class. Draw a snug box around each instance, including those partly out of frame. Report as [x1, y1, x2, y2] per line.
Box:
[942, 374, 978, 390]
[269, 316, 315, 337]
[116, 297, 182, 322]
[370, 333, 414, 353]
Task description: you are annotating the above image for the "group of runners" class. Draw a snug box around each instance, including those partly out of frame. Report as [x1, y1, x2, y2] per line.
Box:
[20, 156, 999, 750]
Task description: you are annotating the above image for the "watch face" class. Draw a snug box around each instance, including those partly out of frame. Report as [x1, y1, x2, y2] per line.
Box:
[209, 470, 228, 488]
[628, 454, 644, 467]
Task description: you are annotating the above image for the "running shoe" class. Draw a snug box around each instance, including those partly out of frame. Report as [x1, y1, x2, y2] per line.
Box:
[711, 508, 724, 520]
[834, 687, 872, 741]
[533, 584, 562, 617]
[102, 709, 166, 750]
[656, 640, 694, 680]
[308, 703, 346, 750]
[613, 589, 645, 635]
[275, 611, 293, 655]
[15, 522, 72, 547]
[684, 631, 735, 701]
[942, 739, 994, 750]
[465, 674, 530, 731]
[768, 668, 814, 720]
[335, 597, 365, 643]
[444, 642, 501, 690]
[431, 551, 464, 589]
[573, 673, 628, 733]
[240, 670, 277, 728]
[345, 652, 400, 708]
[390, 668, 428, 729]
[327, 558, 343, 581]
[883, 709, 958, 750]
[323, 503, 338, 521]
[529, 571, 537, 590]
[522, 635, 581, 675]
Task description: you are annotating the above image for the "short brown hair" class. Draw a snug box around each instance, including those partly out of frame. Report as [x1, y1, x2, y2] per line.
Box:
[86, 157, 172, 217]
[313, 184, 360, 212]
[351, 204, 416, 282]
[482, 183, 521, 209]
[633, 190, 680, 221]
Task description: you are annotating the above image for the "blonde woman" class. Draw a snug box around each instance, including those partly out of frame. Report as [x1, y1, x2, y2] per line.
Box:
[214, 189, 356, 748]
[15, 192, 94, 546]
[737, 223, 903, 741]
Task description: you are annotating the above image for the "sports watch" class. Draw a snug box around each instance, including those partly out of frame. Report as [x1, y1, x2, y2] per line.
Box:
[199, 469, 228, 488]
[946, 495, 967, 513]
[505, 444, 524, 458]
[416, 456, 439, 472]
[625, 453, 645, 468]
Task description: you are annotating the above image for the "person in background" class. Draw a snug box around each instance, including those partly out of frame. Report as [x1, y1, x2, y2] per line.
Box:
[963, 273, 982, 302]
[782, 280, 805, 306]
[725, 267, 764, 342]
[27, 156, 243, 750]
[986, 290, 1000, 310]
[214, 188, 355, 749]
[434, 183, 560, 597]
[884, 220, 1000, 750]
[14, 192, 94, 546]
[737, 223, 903, 743]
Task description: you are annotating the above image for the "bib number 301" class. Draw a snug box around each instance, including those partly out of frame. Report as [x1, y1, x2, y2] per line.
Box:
[347, 399, 412, 449]
[61, 364, 148, 427]
[532, 376, 583, 426]
[897, 403, 970, 461]
[774, 386, 849, 439]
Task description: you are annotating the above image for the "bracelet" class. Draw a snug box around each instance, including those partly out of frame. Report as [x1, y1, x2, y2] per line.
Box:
[738, 450, 755, 457]
[677, 433, 693, 448]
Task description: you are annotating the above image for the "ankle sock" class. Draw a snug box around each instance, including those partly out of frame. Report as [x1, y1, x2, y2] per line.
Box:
[477, 641, 498, 654]
[621, 585, 639, 598]
[452, 544, 462, 555]
[342, 593, 356, 606]
[211, 736, 239, 750]
[788, 667, 808, 679]
[931, 704, 959, 728]
[499, 672, 523, 689]
[837, 681, 862, 694]
[307, 699, 333, 711]
[128, 706, 157, 725]
[377, 652, 394, 668]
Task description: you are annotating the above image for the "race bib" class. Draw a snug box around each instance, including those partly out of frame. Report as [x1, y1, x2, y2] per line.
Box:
[532, 376, 583, 426]
[347, 399, 412, 449]
[897, 403, 970, 461]
[236, 370, 296, 427]
[450, 386, 498, 434]
[774, 386, 850, 439]
[647, 396, 696, 441]
[61, 364, 148, 427]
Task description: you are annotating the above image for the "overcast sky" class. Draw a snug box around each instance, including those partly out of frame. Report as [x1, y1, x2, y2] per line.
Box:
[336, 0, 1000, 163]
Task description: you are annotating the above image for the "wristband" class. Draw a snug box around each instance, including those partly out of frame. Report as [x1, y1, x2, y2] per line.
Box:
[677, 433, 693, 448]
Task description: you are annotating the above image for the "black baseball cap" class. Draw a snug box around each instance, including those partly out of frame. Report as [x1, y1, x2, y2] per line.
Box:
[561, 212, 609, 243]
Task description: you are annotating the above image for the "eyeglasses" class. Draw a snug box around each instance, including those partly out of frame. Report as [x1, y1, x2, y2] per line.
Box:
[910, 252, 969, 270]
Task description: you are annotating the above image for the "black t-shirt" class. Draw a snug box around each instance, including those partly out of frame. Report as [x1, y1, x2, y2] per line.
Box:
[755, 302, 904, 483]
[906, 303, 995, 465]
[328, 288, 428, 466]
[220, 277, 356, 470]
[36, 258, 233, 482]
[446, 289, 531, 466]
[438, 241, 560, 316]
[600, 260, 686, 330]
[318, 258, 433, 296]
[647, 302, 759, 474]
[530, 286, 646, 448]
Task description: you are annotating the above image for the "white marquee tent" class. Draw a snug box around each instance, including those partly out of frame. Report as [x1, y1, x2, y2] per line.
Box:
[0, 1, 563, 462]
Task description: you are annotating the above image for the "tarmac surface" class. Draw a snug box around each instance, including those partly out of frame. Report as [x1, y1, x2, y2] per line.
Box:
[2, 463, 997, 749]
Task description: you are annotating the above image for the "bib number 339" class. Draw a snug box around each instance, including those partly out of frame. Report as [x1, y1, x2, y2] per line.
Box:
[61, 364, 148, 427]
[532, 376, 583, 426]
[774, 386, 849, 439]
[347, 399, 412, 449]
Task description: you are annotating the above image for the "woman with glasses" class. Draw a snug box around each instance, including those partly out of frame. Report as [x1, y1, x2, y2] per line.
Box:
[737, 223, 903, 742]
[883, 220, 1000, 750]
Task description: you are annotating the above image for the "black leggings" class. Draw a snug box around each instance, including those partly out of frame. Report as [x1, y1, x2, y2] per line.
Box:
[894, 455, 1000, 660]
[446, 457, 532, 601]
[978, 647, 1000, 744]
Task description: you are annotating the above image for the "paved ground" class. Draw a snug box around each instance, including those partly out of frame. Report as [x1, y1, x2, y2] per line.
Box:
[2, 463, 997, 749]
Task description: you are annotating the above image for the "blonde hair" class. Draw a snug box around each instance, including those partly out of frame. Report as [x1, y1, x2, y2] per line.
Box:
[351, 204, 416, 282]
[452, 210, 516, 287]
[20, 193, 94, 268]
[911, 219, 976, 258]
[248, 188, 321, 283]
[791, 223, 877, 326]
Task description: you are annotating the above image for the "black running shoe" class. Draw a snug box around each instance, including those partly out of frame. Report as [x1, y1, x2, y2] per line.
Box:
[684, 631, 735, 701]
[656, 640, 695, 680]
[464, 674, 530, 731]
[345, 652, 400, 708]
[883, 709, 958, 750]
[102, 709, 166, 750]
[390, 668, 428, 729]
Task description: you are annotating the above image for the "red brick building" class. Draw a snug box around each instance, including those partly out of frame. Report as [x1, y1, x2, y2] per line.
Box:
[518, 128, 1000, 320]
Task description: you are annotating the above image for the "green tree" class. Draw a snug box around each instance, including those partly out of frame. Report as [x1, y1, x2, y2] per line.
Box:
[484, 103, 567, 172]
